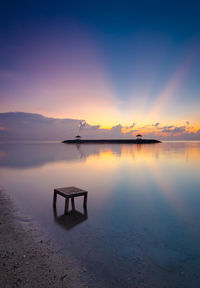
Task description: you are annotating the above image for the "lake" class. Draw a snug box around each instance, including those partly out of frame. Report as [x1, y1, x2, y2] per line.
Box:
[0, 141, 200, 287]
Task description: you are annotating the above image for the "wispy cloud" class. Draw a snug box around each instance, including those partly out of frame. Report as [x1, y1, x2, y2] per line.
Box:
[152, 122, 160, 127]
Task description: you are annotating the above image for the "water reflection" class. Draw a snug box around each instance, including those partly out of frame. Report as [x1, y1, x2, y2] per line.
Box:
[53, 206, 88, 230]
[0, 141, 200, 168]
[1, 141, 200, 287]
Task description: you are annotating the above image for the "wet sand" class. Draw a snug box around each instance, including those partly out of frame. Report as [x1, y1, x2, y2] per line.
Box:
[0, 190, 87, 288]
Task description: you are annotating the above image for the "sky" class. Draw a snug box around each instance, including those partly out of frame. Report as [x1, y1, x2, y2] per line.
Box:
[0, 0, 200, 139]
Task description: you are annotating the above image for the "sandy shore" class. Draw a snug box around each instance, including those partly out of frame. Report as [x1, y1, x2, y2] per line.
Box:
[0, 190, 87, 288]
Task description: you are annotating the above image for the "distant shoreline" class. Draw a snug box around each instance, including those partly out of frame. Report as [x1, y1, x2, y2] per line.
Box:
[62, 139, 161, 144]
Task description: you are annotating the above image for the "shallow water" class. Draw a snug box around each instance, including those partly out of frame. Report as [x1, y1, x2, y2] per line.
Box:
[0, 141, 200, 287]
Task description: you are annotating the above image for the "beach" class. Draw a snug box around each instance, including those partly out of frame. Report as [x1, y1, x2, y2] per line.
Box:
[0, 190, 87, 288]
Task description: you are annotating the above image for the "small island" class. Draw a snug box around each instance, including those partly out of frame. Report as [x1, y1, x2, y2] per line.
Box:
[62, 139, 161, 144]
[62, 134, 161, 144]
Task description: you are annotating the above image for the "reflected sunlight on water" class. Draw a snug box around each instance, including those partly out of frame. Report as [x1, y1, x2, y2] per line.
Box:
[0, 141, 200, 287]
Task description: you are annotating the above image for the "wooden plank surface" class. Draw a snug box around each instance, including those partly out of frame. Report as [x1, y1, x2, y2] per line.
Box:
[54, 186, 88, 198]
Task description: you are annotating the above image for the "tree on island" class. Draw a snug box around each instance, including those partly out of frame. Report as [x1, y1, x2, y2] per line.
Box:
[136, 134, 143, 140]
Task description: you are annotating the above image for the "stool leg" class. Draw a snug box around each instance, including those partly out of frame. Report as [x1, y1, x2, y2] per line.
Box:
[83, 205, 88, 217]
[83, 194, 87, 207]
[53, 191, 57, 208]
[65, 198, 69, 214]
[71, 197, 75, 210]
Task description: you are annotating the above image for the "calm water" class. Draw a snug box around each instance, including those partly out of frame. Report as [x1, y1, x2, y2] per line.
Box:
[1, 141, 200, 287]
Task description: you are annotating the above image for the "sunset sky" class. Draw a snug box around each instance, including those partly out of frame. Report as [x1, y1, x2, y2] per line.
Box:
[1, 1, 200, 138]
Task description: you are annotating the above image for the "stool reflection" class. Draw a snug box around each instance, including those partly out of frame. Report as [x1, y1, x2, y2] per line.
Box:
[53, 205, 88, 230]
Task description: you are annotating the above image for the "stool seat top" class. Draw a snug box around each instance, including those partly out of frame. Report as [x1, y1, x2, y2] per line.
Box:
[54, 186, 87, 197]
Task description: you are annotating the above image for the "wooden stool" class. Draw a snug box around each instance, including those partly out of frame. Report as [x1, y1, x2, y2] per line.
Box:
[53, 186, 88, 214]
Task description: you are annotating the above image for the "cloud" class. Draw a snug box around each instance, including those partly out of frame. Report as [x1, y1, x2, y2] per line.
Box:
[129, 123, 136, 129]
[172, 126, 186, 133]
[0, 112, 200, 140]
[0, 112, 81, 140]
[159, 125, 186, 134]
[152, 122, 160, 127]
[79, 120, 87, 130]
[111, 124, 122, 130]
[121, 123, 137, 134]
